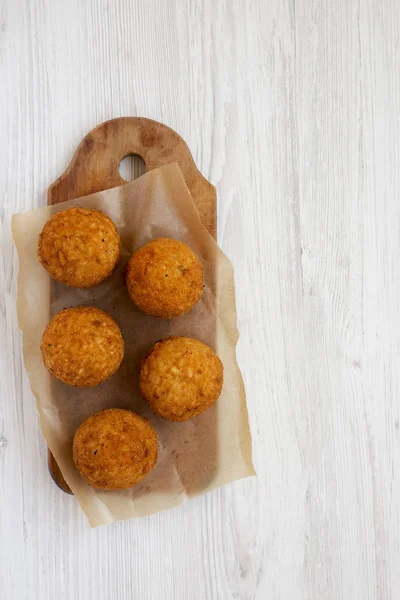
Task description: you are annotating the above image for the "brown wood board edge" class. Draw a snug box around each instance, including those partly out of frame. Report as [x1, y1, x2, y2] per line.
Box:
[47, 117, 217, 494]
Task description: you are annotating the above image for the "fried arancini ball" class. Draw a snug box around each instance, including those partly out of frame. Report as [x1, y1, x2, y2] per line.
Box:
[73, 409, 158, 490]
[38, 207, 120, 288]
[140, 336, 223, 421]
[41, 306, 124, 387]
[126, 238, 204, 318]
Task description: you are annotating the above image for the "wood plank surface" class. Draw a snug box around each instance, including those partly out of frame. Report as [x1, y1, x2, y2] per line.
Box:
[1, 0, 400, 598]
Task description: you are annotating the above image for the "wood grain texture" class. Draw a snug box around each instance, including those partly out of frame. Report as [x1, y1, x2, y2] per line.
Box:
[47, 116, 217, 494]
[49, 117, 216, 237]
[1, 0, 400, 599]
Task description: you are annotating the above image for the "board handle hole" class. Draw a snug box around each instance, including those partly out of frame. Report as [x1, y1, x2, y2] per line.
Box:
[119, 154, 146, 182]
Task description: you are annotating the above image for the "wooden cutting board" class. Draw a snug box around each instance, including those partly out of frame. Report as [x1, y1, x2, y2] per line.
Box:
[47, 117, 217, 493]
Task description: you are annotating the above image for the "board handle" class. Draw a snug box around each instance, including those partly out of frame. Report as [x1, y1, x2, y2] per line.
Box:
[49, 117, 216, 237]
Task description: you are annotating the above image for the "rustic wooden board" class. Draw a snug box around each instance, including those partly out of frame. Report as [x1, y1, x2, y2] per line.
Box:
[47, 117, 217, 494]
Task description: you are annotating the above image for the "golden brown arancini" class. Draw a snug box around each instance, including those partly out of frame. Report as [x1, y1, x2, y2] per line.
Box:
[140, 336, 223, 421]
[126, 238, 204, 318]
[41, 306, 124, 387]
[38, 207, 120, 288]
[73, 408, 158, 490]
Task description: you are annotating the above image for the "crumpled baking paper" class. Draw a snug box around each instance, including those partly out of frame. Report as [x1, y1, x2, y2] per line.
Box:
[12, 163, 255, 527]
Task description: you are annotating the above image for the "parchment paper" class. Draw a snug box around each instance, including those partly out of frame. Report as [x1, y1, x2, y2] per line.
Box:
[12, 163, 255, 527]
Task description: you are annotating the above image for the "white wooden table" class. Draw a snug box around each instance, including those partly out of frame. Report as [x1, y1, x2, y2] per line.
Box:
[1, 1, 399, 598]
